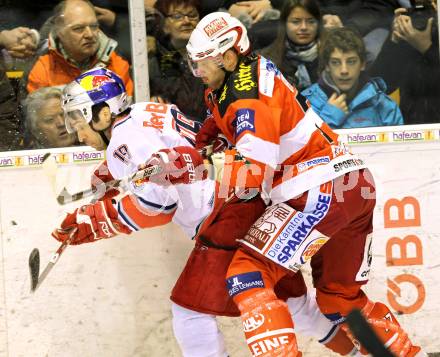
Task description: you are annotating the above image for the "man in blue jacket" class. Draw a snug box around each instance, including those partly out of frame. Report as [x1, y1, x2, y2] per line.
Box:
[302, 27, 403, 129]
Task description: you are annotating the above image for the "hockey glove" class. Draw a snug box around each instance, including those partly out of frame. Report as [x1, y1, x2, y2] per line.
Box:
[52, 199, 131, 245]
[91, 160, 120, 200]
[208, 149, 264, 188]
[211, 134, 230, 154]
[195, 115, 220, 151]
[142, 146, 207, 186]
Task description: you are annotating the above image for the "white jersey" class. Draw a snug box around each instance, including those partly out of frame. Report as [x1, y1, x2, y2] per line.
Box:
[106, 102, 215, 238]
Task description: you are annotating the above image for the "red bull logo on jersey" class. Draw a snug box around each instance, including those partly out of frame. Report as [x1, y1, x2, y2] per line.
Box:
[79, 74, 115, 90]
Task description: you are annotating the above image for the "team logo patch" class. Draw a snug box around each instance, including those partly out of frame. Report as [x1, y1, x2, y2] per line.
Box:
[234, 108, 255, 138]
[276, 190, 331, 265]
[79, 74, 114, 90]
[297, 156, 330, 173]
[300, 237, 329, 264]
[324, 312, 346, 325]
[243, 313, 265, 332]
[245, 204, 295, 250]
[355, 233, 373, 281]
[227, 271, 264, 297]
[239, 184, 333, 272]
[331, 143, 350, 157]
[203, 17, 228, 37]
[333, 158, 365, 173]
[259, 57, 278, 97]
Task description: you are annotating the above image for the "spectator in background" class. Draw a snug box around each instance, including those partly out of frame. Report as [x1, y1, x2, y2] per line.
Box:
[226, 0, 285, 48]
[0, 27, 39, 60]
[23, 87, 77, 149]
[369, 1, 440, 125]
[93, 0, 131, 62]
[227, 0, 282, 24]
[316, 0, 401, 64]
[260, 0, 321, 90]
[148, 0, 207, 122]
[316, 0, 400, 35]
[35, 1, 131, 61]
[21, 0, 133, 96]
[0, 63, 19, 150]
[302, 27, 403, 128]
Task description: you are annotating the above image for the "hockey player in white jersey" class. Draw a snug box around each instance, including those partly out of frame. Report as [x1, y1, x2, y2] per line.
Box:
[53, 67, 361, 356]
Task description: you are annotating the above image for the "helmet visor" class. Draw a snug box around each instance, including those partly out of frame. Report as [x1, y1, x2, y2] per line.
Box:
[187, 54, 224, 78]
[64, 108, 89, 134]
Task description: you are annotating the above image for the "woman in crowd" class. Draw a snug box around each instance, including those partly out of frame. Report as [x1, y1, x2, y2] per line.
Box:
[260, 0, 321, 90]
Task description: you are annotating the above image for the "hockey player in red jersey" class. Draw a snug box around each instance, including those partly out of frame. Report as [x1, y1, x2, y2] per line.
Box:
[53, 68, 361, 356]
[163, 11, 423, 357]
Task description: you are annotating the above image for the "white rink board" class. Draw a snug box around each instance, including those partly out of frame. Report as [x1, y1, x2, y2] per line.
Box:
[352, 141, 440, 353]
[0, 141, 439, 356]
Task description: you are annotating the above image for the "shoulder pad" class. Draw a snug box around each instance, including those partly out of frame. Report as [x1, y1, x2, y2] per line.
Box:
[218, 57, 259, 116]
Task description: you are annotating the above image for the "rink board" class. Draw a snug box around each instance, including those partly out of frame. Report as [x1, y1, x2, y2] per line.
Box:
[0, 132, 440, 356]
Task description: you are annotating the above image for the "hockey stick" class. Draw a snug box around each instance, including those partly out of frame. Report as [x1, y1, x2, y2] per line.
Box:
[56, 145, 214, 205]
[346, 309, 395, 357]
[42, 153, 58, 194]
[28, 228, 77, 293]
[56, 164, 163, 205]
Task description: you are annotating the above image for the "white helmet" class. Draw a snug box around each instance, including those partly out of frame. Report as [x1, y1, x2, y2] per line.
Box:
[186, 12, 250, 76]
[62, 67, 131, 133]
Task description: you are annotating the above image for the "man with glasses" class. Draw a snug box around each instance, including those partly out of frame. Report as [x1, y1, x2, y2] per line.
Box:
[148, 0, 207, 123]
[22, 0, 133, 97]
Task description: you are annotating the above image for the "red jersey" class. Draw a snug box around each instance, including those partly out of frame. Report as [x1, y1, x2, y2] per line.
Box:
[205, 55, 366, 203]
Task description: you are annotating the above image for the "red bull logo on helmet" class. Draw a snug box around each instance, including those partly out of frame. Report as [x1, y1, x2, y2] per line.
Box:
[79, 74, 115, 91]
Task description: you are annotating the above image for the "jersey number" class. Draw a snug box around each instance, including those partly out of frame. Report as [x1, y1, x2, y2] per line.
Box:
[170, 108, 202, 146]
[113, 144, 131, 164]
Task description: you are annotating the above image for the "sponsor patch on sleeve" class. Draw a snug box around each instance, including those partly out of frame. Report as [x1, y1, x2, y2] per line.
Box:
[234, 108, 256, 139]
[324, 312, 346, 325]
[227, 271, 265, 297]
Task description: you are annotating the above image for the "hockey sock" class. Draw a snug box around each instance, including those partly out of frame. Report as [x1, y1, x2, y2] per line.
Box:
[321, 325, 360, 356]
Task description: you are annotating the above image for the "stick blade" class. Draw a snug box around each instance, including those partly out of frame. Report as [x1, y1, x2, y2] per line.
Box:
[28, 248, 40, 292]
[41, 152, 51, 162]
[56, 187, 71, 205]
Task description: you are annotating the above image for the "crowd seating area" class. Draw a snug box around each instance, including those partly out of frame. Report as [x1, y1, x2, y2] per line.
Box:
[0, 0, 438, 150]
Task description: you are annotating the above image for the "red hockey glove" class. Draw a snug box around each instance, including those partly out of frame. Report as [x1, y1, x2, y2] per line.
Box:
[211, 134, 230, 154]
[195, 115, 220, 152]
[142, 146, 207, 186]
[52, 199, 131, 245]
[91, 160, 120, 200]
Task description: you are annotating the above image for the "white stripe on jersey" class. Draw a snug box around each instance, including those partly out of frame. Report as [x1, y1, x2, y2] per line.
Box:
[270, 154, 367, 204]
[279, 109, 324, 163]
[117, 201, 140, 231]
[236, 132, 279, 168]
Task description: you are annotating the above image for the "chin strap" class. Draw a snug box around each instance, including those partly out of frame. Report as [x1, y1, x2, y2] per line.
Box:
[99, 130, 110, 147]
